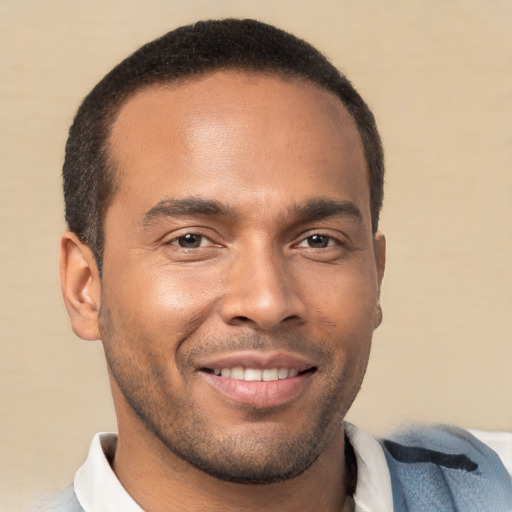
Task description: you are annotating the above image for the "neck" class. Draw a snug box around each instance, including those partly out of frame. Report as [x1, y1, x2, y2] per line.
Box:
[112, 416, 351, 512]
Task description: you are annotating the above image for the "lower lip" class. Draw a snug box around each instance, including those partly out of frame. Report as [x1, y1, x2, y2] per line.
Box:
[200, 372, 313, 408]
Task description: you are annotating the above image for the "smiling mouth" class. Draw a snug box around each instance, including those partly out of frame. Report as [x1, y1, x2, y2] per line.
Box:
[201, 366, 317, 382]
[196, 351, 319, 407]
[199, 364, 317, 407]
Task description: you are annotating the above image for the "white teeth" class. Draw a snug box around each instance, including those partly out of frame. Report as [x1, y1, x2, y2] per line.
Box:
[278, 368, 289, 380]
[262, 368, 279, 381]
[244, 368, 262, 381]
[212, 367, 301, 381]
[230, 366, 245, 379]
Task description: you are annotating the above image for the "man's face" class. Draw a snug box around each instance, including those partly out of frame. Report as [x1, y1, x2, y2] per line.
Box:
[99, 71, 384, 483]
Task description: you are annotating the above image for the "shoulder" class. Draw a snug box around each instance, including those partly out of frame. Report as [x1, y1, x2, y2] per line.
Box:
[28, 485, 84, 512]
[380, 424, 512, 512]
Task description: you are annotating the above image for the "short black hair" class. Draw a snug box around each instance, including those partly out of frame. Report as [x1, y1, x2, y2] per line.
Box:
[63, 18, 384, 271]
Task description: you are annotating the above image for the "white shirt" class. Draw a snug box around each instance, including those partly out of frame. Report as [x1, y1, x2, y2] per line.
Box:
[74, 423, 394, 512]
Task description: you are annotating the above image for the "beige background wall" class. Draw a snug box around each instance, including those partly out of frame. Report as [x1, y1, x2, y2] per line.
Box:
[1, 1, 511, 508]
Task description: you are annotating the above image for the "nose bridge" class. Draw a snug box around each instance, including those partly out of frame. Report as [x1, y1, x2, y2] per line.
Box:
[220, 238, 306, 329]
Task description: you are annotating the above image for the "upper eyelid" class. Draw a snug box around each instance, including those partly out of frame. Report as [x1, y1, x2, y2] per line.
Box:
[294, 235, 344, 248]
[161, 227, 219, 243]
[169, 233, 205, 242]
[292, 229, 348, 244]
[161, 233, 222, 253]
[159, 227, 348, 245]
[175, 235, 216, 250]
[165, 233, 215, 246]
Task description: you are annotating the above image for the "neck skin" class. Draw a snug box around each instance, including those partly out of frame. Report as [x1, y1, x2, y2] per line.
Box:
[111, 389, 350, 512]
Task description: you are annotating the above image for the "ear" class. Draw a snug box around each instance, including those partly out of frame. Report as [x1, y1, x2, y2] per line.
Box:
[60, 232, 102, 341]
[372, 231, 386, 329]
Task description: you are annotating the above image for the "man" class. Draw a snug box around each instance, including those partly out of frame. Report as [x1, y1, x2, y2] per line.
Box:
[48, 19, 510, 512]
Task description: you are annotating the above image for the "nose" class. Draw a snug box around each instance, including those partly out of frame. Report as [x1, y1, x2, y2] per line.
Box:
[220, 245, 307, 330]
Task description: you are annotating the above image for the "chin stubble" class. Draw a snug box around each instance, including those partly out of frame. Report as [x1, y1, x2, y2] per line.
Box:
[100, 303, 369, 485]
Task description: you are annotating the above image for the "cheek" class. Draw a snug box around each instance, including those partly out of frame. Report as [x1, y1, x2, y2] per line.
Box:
[150, 266, 226, 337]
[102, 262, 226, 346]
[300, 261, 379, 324]
[298, 263, 377, 376]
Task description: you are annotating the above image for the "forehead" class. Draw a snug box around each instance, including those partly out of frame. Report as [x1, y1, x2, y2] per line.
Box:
[107, 70, 369, 224]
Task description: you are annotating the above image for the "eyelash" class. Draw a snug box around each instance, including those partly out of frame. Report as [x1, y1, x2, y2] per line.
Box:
[164, 231, 216, 249]
[294, 233, 344, 249]
[164, 231, 344, 250]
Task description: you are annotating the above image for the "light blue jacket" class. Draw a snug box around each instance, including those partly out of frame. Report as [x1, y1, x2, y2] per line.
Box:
[381, 424, 512, 512]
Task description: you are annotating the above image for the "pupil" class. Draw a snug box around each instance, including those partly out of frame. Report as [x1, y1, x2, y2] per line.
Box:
[309, 235, 328, 248]
[178, 234, 201, 248]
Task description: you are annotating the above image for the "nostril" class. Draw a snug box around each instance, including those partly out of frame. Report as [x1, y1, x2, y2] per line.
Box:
[232, 315, 252, 323]
[228, 314, 303, 327]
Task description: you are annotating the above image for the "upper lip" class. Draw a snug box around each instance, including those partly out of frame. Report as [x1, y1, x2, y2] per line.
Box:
[196, 351, 317, 372]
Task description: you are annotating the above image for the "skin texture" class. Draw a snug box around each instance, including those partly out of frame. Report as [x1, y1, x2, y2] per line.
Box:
[61, 71, 385, 512]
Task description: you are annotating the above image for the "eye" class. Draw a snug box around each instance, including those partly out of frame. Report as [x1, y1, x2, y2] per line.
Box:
[170, 233, 213, 249]
[297, 234, 337, 249]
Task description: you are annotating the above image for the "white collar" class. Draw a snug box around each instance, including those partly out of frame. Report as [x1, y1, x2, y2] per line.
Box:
[74, 424, 393, 512]
[74, 432, 143, 511]
[345, 422, 394, 512]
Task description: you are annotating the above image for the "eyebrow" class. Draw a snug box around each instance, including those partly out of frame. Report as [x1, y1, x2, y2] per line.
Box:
[288, 198, 363, 224]
[141, 196, 363, 227]
[141, 197, 238, 226]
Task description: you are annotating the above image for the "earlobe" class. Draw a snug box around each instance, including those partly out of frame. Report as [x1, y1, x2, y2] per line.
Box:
[373, 301, 383, 329]
[373, 231, 386, 287]
[60, 232, 102, 341]
[373, 232, 386, 329]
